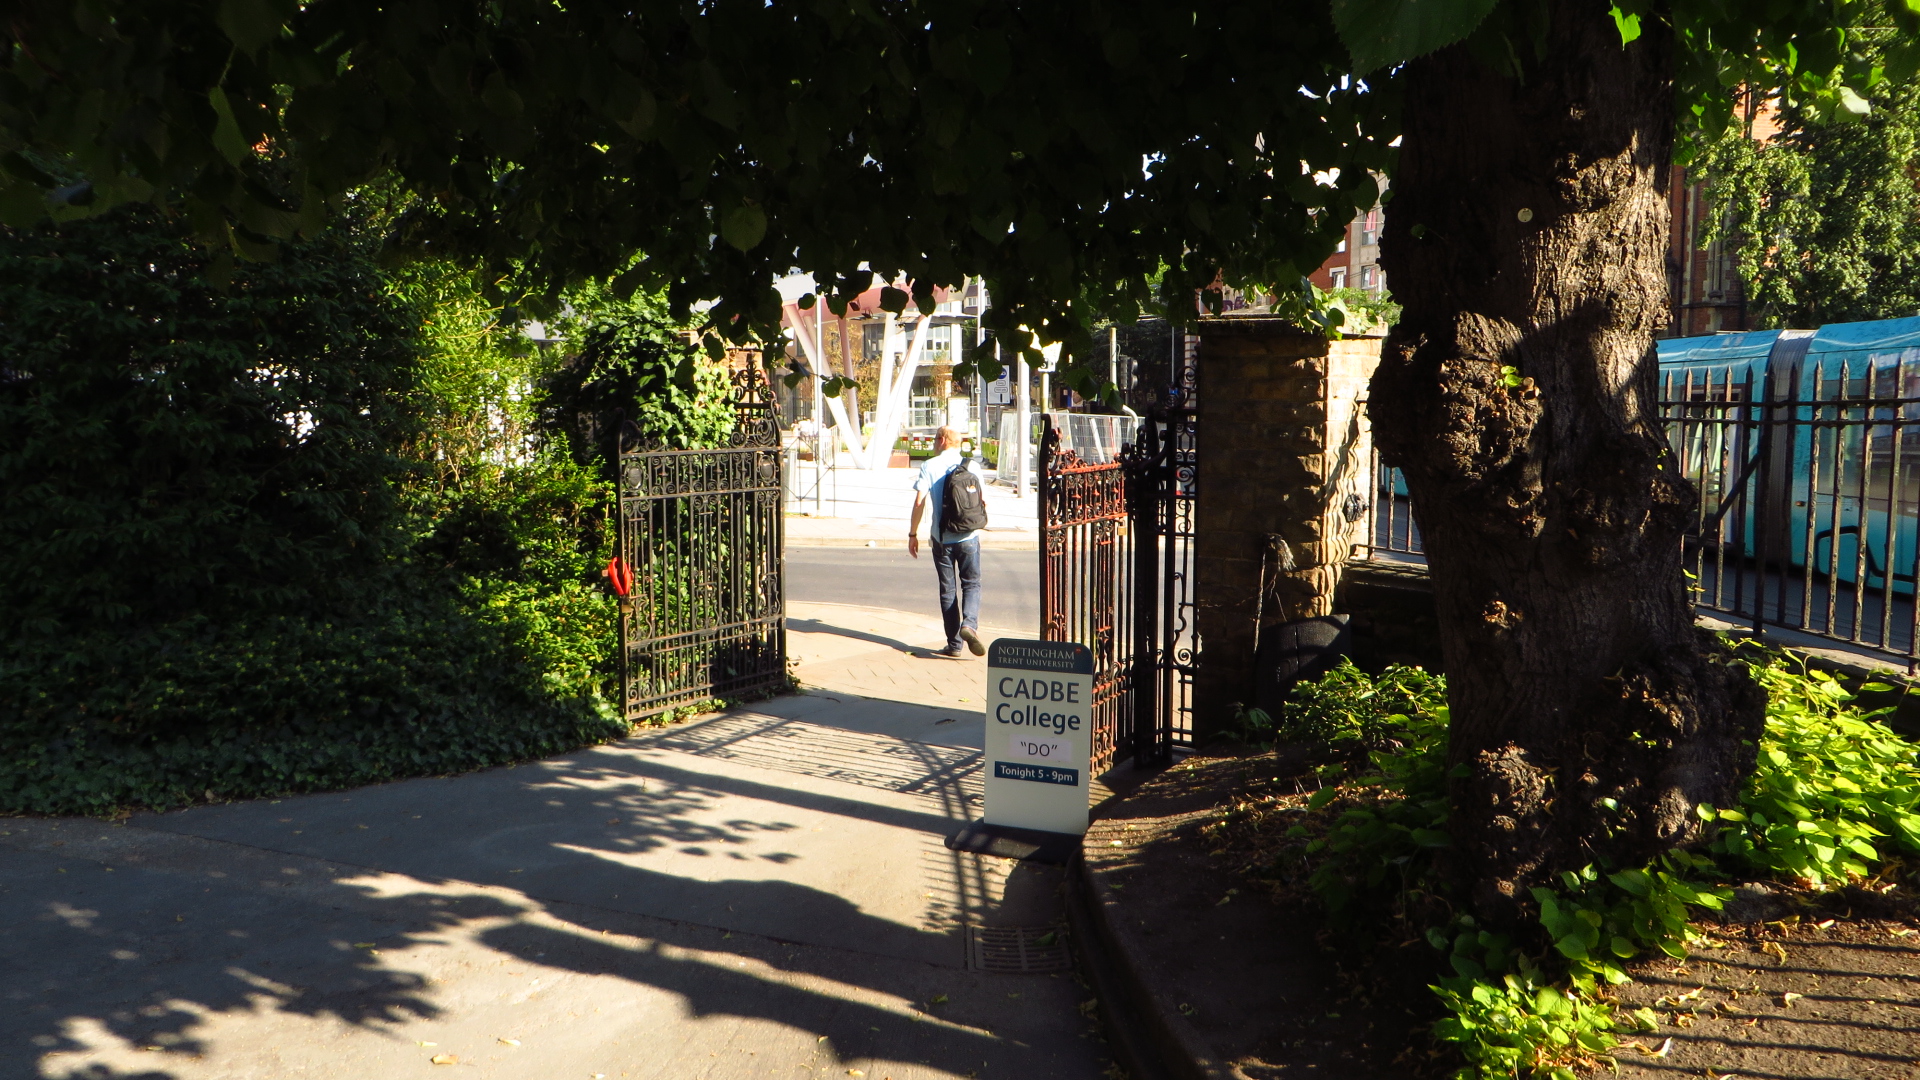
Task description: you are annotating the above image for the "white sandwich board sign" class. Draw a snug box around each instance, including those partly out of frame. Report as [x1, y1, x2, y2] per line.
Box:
[983, 638, 1094, 836]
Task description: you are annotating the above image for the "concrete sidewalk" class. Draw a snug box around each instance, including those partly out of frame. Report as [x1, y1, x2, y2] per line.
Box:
[2, 602, 1109, 1080]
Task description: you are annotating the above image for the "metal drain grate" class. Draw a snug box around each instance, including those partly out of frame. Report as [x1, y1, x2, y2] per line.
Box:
[966, 925, 1072, 973]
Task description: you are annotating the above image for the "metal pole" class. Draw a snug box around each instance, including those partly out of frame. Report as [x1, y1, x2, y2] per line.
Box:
[1109, 325, 1119, 399]
[813, 297, 825, 517]
[1016, 346, 1031, 497]
[1132, 420, 1160, 766]
[974, 303, 985, 444]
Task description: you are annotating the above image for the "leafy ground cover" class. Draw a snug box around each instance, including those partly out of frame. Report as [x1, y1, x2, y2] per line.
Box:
[1207, 647, 1920, 1079]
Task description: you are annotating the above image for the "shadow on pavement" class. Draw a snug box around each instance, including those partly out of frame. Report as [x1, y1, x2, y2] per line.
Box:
[786, 617, 923, 654]
[6, 729, 1092, 1079]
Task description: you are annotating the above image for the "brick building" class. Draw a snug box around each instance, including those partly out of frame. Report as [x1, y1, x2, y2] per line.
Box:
[1307, 199, 1385, 296]
[1664, 167, 1750, 337]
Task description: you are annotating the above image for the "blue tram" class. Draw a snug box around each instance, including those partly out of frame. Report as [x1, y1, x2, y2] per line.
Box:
[1657, 317, 1920, 597]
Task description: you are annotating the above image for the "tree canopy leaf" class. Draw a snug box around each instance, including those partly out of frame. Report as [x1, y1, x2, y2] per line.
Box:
[1330, 0, 1499, 73]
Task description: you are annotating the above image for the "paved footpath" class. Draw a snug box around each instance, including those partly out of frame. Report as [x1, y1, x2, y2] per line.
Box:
[3, 599, 1112, 1080]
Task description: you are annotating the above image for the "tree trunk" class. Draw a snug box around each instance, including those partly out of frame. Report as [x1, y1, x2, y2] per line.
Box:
[1369, 2, 1766, 925]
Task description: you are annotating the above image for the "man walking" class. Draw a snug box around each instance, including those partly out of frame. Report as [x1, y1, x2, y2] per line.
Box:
[908, 426, 987, 658]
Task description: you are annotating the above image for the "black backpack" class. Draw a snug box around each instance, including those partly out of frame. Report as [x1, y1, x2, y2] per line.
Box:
[940, 458, 990, 535]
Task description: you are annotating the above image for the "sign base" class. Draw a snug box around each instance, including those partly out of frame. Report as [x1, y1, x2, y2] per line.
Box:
[943, 819, 1081, 865]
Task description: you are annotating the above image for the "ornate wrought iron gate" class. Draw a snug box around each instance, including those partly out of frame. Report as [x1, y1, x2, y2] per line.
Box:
[1124, 407, 1198, 763]
[616, 368, 786, 720]
[1039, 430, 1135, 772]
[1038, 333, 1198, 772]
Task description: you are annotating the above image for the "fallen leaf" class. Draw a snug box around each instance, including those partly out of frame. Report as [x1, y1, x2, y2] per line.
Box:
[354, 943, 377, 949]
[430, 1053, 458, 1065]
[418, 1041, 437, 1047]
[930, 994, 949, 1005]
[848, 1072, 865, 1077]
[1781, 992, 1803, 1006]
[497, 1037, 520, 1046]
[1762, 941, 1789, 962]
[1654, 986, 1706, 1008]
[1814, 918, 1835, 929]
[1651, 1037, 1673, 1058]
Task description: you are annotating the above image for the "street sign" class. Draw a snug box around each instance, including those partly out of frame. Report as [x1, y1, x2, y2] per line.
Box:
[983, 638, 1093, 836]
[986, 372, 1013, 405]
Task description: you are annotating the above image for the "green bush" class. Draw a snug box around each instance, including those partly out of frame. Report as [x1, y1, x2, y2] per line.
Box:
[1240, 658, 1445, 751]
[0, 213, 649, 814]
[0, 207, 414, 632]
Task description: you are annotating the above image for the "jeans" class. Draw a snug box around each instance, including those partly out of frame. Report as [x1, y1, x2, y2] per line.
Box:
[930, 537, 982, 649]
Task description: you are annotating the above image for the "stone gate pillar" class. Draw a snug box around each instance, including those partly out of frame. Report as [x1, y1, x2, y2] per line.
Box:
[1191, 318, 1382, 742]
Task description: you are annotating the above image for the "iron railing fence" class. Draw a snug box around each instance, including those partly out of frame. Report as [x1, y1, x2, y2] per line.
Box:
[1358, 359, 1920, 668]
[1365, 453, 1425, 560]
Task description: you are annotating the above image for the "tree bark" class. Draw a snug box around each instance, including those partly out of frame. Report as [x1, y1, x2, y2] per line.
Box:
[1369, 2, 1766, 925]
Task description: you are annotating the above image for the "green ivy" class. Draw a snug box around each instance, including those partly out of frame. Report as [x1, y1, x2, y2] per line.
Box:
[541, 281, 741, 471]
[0, 603, 624, 815]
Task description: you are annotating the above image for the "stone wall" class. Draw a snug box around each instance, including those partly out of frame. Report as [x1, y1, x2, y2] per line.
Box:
[1192, 318, 1382, 740]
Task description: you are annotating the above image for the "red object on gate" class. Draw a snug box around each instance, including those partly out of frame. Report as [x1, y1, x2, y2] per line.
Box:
[604, 556, 634, 597]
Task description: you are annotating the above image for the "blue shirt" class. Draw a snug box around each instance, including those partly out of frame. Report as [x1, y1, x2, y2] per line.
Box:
[915, 449, 985, 545]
